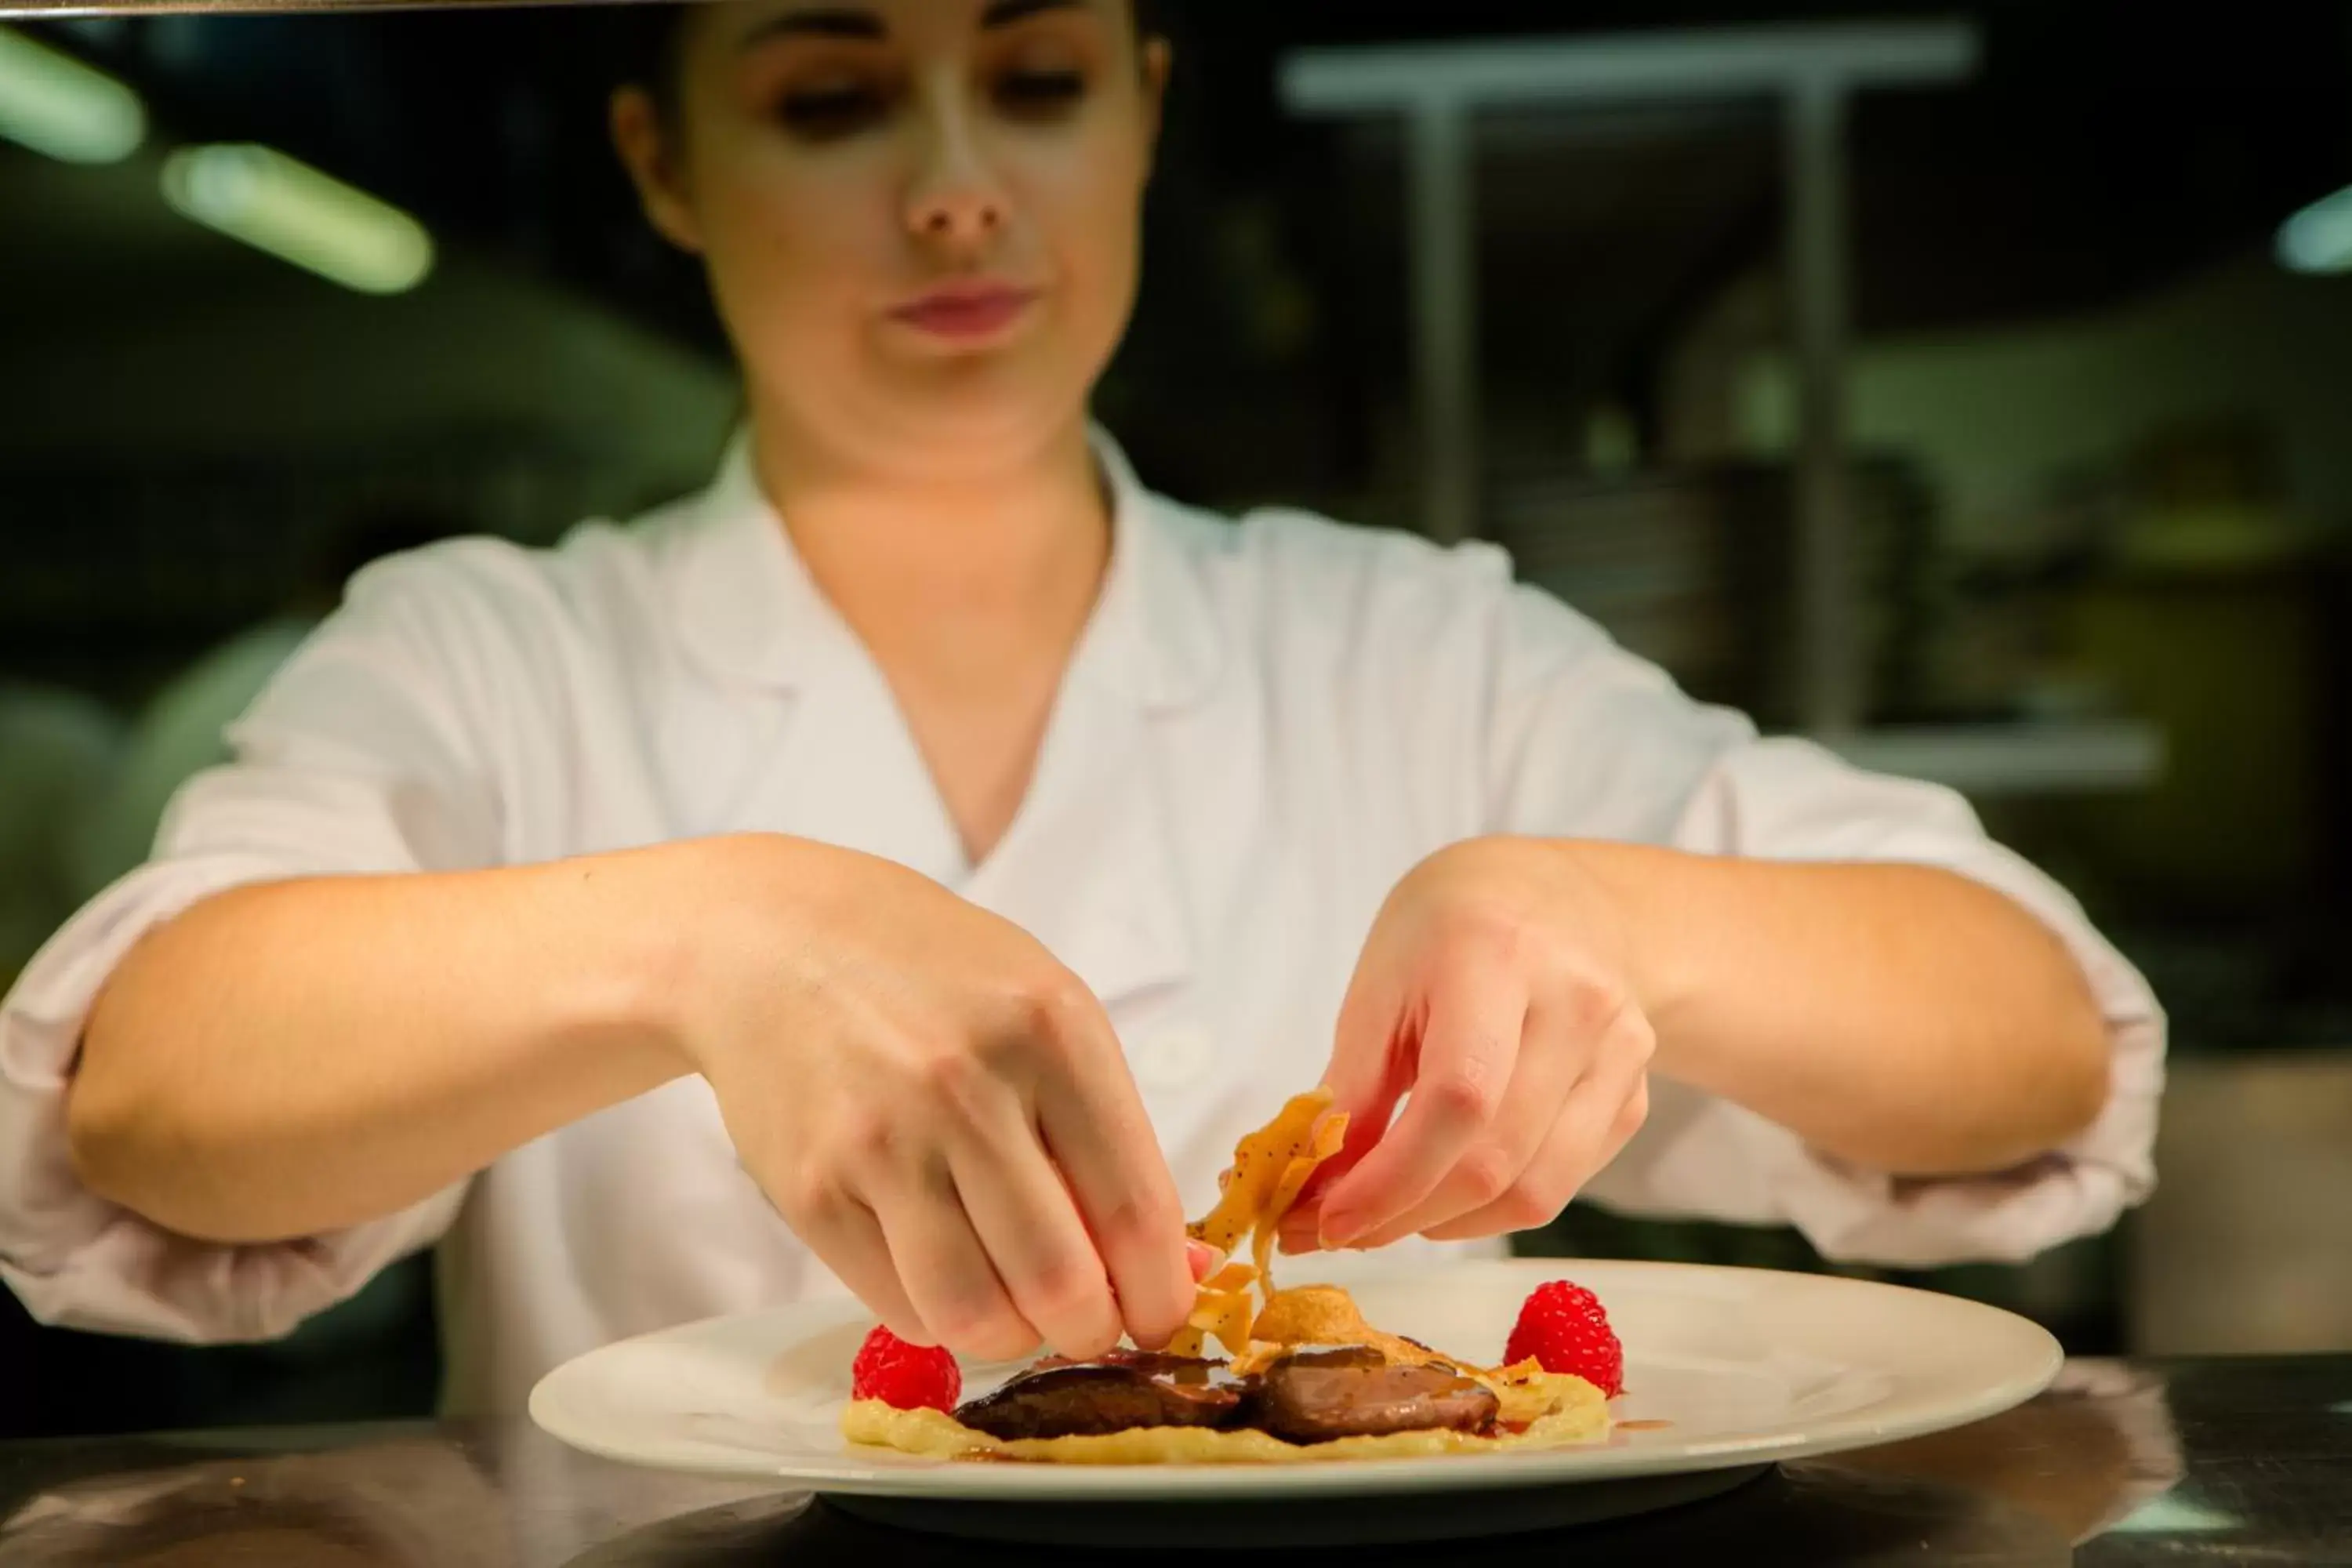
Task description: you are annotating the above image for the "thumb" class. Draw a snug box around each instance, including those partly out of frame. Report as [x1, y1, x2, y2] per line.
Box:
[1320, 949, 1414, 1130]
[1283, 966, 1412, 1250]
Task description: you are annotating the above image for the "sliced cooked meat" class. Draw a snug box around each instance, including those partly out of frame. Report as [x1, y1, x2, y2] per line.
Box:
[1244, 1345, 1500, 1443]
[953, 1352, 1247, 1440]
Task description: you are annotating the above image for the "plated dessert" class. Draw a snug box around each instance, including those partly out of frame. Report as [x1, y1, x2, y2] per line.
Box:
[841, 1091, 1621, 1465]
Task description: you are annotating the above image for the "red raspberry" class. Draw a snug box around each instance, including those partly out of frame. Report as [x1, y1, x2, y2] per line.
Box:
[1504, 1280, 1624, 1397]
[851, 1325, 962, 1412]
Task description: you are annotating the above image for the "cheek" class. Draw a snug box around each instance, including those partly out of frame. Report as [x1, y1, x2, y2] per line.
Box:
[1029, 141, 1149, 333]
[696, 161, 891, 347]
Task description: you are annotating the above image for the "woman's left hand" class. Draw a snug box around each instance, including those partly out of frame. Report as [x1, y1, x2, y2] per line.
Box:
[1281, 837, 1655, 1254]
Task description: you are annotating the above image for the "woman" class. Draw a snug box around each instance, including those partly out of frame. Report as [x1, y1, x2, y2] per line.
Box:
[0, 0, 2159, 1415]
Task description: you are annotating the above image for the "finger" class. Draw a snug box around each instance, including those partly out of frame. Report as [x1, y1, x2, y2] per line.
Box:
[1423, 1070, 1651, 1243]
[871, 1157, 1042, 1362]
[1341, 995, 1593, 1249]
[1187, 1239, 1226, 1280]
[946, 1108, 1123, 1360]
[1033, 994, 1195, 1351]
[792, 1191, 929, 1344]
[1276, 1203, 1326, 1257]
[1605, 1073, 1650, 1165]
[1315, 946, 1529, 1248]
[1281, 958, 1416, 1254]
[1317, 949, 1414, 1160]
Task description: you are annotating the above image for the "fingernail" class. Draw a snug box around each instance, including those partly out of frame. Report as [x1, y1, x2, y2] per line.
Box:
[1185, 1239, 1225, 1280]
[1317, 1212, 1361, 1250]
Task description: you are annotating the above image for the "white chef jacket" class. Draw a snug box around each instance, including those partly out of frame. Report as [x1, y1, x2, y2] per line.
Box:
[67, 616, 318, 905]
[0, 432, 2165, 1415]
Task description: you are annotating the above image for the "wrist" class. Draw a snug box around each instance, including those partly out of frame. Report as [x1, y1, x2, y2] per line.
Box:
[1548, 839, 1707, 1056]
[544, 843, 712, 1086]
[606, 833, 868, 1081]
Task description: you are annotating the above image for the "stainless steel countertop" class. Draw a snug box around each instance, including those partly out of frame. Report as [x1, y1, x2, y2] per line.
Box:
[2, 1356, 2345, 1564]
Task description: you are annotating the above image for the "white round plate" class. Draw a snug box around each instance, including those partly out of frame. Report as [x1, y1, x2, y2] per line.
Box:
[531, 1259, 2058, 1510]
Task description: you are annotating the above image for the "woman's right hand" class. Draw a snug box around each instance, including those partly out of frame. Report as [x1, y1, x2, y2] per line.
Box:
[655, 834, 1196, 1363]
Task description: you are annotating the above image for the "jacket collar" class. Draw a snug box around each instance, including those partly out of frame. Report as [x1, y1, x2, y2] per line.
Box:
[661, 423, 1214, 1009]
[667, 424, 1223, 714]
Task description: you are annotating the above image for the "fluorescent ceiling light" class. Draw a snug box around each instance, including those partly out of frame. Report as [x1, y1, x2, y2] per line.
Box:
[2104, 1493, 2241, 1535]
[2277, 183, 2352, 275]
[162, 143, 434, 296]
[0, 24, 146, 165]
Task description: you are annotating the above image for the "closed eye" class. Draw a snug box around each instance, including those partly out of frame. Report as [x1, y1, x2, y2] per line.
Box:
[996, 67, 1087, 117]
[775, 79, 894, 140]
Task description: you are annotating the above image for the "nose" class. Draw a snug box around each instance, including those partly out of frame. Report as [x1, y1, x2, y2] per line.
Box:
[903, 80, 1008, 251]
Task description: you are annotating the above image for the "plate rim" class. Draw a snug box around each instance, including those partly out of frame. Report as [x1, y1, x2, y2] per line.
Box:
[528, 1258, 2063, 1499]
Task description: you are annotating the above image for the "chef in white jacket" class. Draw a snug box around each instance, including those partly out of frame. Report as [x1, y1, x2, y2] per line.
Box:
[0, 0, 2161, 1417]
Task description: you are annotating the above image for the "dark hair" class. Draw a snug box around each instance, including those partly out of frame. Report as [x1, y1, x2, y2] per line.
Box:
[602, 1, 694, 118]
[608, 1, 1168, 122]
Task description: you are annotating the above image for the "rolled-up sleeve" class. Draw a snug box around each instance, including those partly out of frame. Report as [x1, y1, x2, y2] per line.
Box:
[1483, 580, 2164, 1267]
[0, 555, 504, 1343]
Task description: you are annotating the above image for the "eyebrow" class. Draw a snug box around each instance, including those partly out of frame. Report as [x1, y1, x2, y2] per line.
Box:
[739, 9, 884, 46]
[739, 0, 1086, 49]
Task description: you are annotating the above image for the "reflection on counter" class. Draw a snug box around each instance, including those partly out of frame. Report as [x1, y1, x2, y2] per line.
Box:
[0, 1437, 512, 1568]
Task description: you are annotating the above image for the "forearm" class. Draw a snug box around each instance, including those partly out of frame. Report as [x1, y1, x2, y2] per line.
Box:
[1563, 840, 2111, 1175]
[68, 849, 696, 1243]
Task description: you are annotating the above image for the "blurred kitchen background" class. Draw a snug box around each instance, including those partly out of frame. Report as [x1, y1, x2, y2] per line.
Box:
[5, 0, 2352, 1436]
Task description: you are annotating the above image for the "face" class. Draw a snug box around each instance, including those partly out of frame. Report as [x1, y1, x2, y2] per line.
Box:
[613, 0, 1167, 482]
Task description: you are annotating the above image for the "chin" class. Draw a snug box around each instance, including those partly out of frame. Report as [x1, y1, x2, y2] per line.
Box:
[864, 369, 1095, 473]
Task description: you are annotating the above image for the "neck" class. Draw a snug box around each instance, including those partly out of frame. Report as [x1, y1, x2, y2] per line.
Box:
[742, 406, 1119, 866]
[749, 409, 1112, 655]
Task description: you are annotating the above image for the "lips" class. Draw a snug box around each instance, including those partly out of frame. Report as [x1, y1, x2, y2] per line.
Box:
[888, 283, 1040, 341]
